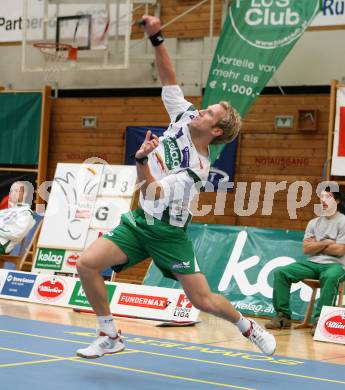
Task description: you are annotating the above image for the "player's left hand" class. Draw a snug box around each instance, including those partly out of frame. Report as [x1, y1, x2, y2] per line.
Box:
[135, 130, 159, 159]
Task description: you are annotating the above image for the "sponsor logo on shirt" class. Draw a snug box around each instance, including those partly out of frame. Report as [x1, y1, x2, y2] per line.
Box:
[180, 147, 190, 168]
[163, 137, 182, 170]
[175, 127, 184, 139]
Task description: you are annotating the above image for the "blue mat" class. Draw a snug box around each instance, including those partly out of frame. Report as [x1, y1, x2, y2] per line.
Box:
[0, 316, 344, 389]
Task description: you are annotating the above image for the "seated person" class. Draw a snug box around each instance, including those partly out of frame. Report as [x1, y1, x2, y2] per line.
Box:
[0, 181, 35, 255]
[265, 187, 345, 332]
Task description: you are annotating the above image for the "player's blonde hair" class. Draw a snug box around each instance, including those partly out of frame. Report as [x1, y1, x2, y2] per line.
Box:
[211, 101, 241, 145]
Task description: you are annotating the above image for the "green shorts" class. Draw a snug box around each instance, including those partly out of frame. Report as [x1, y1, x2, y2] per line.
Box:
[103, 208, 201, 280]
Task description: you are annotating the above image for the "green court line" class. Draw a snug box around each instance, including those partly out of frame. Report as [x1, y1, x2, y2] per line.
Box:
[0, 328, 345, 385]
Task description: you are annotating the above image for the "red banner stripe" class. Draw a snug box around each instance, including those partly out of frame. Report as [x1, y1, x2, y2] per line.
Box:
[338, 107, 345, 157]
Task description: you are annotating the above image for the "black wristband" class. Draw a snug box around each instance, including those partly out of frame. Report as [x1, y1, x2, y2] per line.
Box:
[130, 154, 148, 165]
[149, 30, 165, 47]
[136, 156, 148, 165]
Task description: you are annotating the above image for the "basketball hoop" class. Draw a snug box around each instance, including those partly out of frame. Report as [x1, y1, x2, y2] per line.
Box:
[33, 42, 78, 85]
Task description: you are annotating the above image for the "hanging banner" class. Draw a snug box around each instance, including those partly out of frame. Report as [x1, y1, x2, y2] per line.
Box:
[0, 92, 41, 164]
[204, 0, 322, 163]
[143, 223, 343, 321]
[331, 87, 345, 176]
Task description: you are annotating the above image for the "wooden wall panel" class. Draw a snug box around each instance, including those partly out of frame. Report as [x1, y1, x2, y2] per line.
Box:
[193, 95, 329, 232]
[131, 1, 223, 39]
[48, 95, 190, 179]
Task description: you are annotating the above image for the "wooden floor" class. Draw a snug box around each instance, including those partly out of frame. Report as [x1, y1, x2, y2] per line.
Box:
[1, 299, 344, 365]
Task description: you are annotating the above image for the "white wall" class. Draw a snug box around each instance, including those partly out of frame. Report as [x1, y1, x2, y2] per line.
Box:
[272, 29, 345, 88]
[1, 29, 344, 95]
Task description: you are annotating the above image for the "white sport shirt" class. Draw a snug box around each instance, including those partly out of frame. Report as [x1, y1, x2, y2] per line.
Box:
[139, 85, 210, 227]
[0, 203, 35, 253]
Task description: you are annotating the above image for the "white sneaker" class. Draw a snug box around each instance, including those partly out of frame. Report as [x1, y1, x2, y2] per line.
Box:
[76, 331, 125, 359]
[243, 320, 276, 356]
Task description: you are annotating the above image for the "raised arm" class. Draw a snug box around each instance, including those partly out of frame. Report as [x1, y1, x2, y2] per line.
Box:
[140, 15, 177, 86]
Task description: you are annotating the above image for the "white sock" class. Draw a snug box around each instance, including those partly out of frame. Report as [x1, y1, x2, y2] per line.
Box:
[235, 315, 251, 334]
[97, 315, 117, 337]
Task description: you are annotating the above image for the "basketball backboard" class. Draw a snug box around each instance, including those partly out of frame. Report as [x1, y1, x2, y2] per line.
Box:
[21, 0, 143, 75]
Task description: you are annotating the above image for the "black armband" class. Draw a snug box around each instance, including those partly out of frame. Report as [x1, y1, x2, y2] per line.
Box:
[149, 30, 165, 47]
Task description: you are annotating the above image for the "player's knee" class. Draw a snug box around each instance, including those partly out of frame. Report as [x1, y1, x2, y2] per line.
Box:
[320, 274, 338, 285]
[76, 253, 95, 275]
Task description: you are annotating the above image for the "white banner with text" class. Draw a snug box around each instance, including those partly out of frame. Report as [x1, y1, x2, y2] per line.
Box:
[0, 269, 200, 323]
